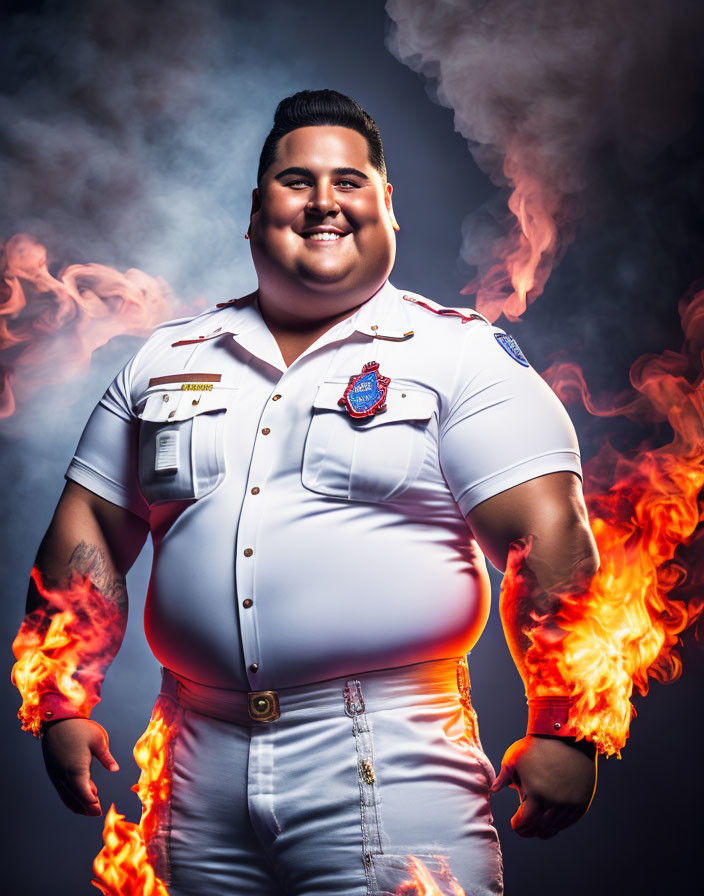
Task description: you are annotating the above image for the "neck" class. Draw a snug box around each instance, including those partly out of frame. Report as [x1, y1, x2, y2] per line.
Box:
[257, 293, 365, 338]
[255, 291, 369, 368]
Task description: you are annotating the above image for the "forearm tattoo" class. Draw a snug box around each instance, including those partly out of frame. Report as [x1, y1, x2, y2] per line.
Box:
[13, 544, 129, 735]
[69, 541, 128, 614]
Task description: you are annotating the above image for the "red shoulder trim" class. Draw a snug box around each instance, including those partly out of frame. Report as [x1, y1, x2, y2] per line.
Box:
[402, 294, 485, 325]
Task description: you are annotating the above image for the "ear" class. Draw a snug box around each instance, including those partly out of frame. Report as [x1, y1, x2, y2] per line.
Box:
[247, 187, 261, 239]
[385, 182, 400, 232]
[250, 187, 261, 216]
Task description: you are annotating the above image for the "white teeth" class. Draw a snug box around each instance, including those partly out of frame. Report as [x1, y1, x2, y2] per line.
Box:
[307, 232, 342, 240]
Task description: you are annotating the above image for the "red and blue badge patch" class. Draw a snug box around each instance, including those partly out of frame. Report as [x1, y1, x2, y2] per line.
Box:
[338, 361, 390, 419]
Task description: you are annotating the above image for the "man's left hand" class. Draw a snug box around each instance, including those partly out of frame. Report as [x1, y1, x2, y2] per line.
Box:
[489, 735, 597, 839]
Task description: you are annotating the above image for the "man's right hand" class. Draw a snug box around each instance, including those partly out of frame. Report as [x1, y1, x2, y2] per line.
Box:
[41, 718, 119, 816]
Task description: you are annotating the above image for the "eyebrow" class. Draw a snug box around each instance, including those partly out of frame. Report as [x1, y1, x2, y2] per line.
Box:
[273, 166, 369, 182]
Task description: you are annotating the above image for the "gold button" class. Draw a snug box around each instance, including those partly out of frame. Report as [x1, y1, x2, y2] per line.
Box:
[162, 394, 169, 402]
[243, 548, 253, 557]
[261, 427, 270, 435]
[371, 325, 378, 331]
[272, 394, 282, 401]
[251, 487, 260, 495]
[360, 758, 376, 784]
[249, 663, 259, 673]
[243, 599, 253, 608]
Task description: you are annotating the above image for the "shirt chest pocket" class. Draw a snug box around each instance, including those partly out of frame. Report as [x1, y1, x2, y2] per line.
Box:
[136, 386, 233, 506]
[302, 382, 436, 503]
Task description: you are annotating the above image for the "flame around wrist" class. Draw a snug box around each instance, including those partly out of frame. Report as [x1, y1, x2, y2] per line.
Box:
[11, 567, 123, 736]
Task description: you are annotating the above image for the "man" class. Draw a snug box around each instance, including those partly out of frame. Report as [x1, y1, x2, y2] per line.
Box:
[26, 89, 598, 895]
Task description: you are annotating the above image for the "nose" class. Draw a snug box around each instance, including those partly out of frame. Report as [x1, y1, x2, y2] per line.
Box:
[306, 179, 340, 217]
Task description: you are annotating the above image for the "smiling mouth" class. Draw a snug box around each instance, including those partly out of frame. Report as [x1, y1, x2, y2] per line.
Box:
[301, 230, 350, 242]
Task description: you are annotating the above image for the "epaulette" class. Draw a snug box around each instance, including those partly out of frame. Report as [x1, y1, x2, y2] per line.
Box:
[402, 294, 489, 325]
[167, 304, 233, 347]
[168, 295, 257, 347]
[215, 295, 256, 309]
[171, 326, 225, 348]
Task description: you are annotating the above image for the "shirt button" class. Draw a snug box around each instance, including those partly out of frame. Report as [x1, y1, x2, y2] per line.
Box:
[261, 427, 271, 435]
[251, 487, 260, 495]
[243, 548, 254, 557]
[243, 599, 253, 608]
[272, 394, 282, 401]
[249, 663, 259, 673]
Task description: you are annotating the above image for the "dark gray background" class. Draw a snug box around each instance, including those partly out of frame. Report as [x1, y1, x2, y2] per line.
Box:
[2, 1, 703, 893]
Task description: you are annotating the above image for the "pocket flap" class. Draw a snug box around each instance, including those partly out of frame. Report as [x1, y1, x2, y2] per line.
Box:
[313, 382, 435, 426]
[136, 386, 233, 423]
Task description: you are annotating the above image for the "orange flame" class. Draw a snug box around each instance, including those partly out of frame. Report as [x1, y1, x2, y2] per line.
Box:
[395, 855, 467, 895]
[92, 698, 178, 896]
[501, 284, 704, 756]
[462, 147, 574, 323]
[11, 567, 123, 736]
[0, 233, 182, 418]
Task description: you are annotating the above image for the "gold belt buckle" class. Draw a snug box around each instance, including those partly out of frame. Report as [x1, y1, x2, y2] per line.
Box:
[248, 690, 280, 722]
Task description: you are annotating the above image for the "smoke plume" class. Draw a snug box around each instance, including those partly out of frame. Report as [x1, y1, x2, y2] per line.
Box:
[386, 0, 704, 322]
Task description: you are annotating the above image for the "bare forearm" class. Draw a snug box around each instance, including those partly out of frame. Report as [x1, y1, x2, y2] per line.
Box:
[499, 526, 599, 687]
[468, 474, 600, 833]
[13, 484, 147, 734]
[465, 472, 599, 689]
[27, 505, 130, 665]
[30, 535, 129, 669]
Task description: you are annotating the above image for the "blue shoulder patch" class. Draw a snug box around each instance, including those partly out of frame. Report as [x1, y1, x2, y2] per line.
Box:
[494, 332, 529, 367]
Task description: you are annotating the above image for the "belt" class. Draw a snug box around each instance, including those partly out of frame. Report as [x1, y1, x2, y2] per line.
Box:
[158, 656, 473, 726]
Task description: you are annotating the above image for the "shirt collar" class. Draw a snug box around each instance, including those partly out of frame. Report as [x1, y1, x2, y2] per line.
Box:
[204, 278, 414, 345]
[347, 279, 415, 341]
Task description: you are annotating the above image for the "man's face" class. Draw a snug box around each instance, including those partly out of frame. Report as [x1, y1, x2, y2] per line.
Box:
[249, 125, 398, 315]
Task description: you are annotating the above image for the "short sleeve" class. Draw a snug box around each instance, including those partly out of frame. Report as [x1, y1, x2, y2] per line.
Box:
[438, 325, 582, 516]
[65, 357, 149, 520]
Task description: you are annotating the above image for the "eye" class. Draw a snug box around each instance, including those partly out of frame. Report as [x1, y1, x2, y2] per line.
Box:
[336, 179, 360, 189]
[286, 179, 312, 189]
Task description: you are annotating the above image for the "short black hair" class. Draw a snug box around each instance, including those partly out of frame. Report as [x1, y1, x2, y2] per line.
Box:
[257, 89, 387, 187]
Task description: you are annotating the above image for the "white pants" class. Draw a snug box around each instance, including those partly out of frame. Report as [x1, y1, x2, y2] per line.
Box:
[148, 658, 504, 896]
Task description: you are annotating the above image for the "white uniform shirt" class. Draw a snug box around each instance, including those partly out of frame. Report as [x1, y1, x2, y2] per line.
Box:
[66, 280, 582, 691]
